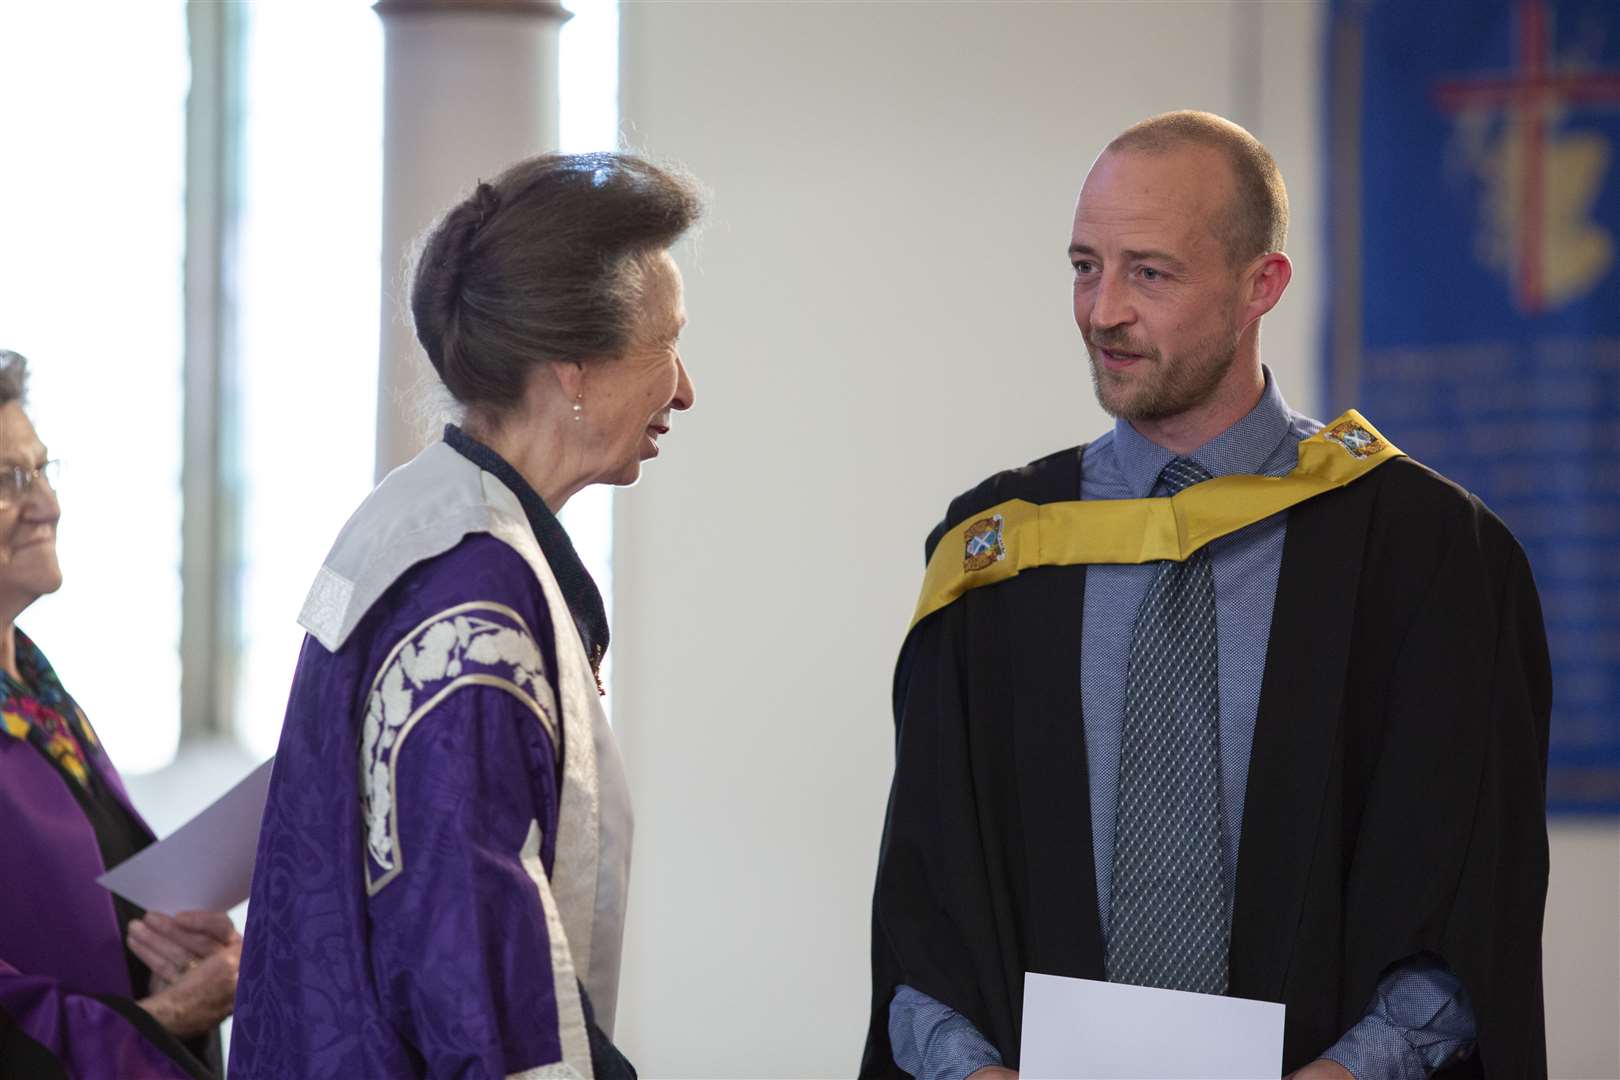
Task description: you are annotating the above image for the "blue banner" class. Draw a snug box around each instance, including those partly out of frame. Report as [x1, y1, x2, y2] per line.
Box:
[1326, 0, 1620, 814]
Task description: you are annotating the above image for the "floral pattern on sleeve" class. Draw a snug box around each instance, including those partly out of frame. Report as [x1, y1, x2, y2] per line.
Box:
[362, 601, 558, 895]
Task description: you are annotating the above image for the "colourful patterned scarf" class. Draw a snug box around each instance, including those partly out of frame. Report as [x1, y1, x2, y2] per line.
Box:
[0, 630, 99, 788]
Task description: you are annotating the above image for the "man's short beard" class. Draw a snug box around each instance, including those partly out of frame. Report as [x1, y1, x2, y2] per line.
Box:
[1086, 327, 1241, 423]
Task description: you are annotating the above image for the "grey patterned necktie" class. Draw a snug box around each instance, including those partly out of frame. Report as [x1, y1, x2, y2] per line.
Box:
[1105, 456, 1229, 995]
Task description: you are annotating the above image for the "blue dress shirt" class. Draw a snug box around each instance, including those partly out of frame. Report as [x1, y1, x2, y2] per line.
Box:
[889, 372, 1476, 1080]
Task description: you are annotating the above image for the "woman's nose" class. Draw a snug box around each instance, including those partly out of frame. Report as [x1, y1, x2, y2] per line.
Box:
[671, 354, 695, 411]
[22, 477, 60, 522]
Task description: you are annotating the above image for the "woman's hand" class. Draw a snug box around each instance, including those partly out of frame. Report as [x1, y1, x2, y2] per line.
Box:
[136, 942, 241, 1038]
[128, 910, 238, 993]
[967, 1069, 1018, 1080]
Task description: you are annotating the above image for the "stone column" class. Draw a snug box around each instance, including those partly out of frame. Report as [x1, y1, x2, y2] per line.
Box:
[373, 0, 570, 478]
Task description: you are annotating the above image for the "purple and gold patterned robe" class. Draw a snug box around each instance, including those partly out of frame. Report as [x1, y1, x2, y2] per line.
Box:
[231, 433, 634, 1079]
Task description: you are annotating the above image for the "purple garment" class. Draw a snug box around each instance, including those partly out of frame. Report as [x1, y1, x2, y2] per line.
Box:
[0, 727, 146, 996]
[0, 655, 201, 1078]
[0, 957, 195, 1079]
[231, 534, 575, 1079]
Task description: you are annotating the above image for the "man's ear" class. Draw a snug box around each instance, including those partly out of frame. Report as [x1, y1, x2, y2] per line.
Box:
[1244, 252, 1293, 325]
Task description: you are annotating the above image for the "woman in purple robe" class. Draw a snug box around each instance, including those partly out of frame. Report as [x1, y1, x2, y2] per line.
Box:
[230, 153, 702, 1079]
[0, 350, 241, 1079]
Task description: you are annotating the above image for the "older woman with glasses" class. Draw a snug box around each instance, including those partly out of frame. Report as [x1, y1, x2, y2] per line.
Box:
[230, 152, 702, 1080]
[0, 350, 240, 1079]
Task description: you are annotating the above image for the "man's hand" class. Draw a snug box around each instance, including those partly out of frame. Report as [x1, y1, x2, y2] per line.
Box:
[1285, 1060, 1354, 1080]
[136, 939, 241, 1038]
[966, 1070, 1018, 1080]
[128, 910, 239, 993]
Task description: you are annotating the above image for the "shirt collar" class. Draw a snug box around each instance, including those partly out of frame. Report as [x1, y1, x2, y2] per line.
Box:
[1109, 366, 1295, 497]
[441, 423, 610, 676]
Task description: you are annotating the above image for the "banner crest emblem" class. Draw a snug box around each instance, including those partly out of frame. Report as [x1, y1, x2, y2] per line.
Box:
[963, 514, 1006, 572]
[1323, 419, 1385, 459]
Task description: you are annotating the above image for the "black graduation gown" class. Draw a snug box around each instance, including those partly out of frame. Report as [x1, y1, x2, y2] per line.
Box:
[862, 445, 1551, 1078]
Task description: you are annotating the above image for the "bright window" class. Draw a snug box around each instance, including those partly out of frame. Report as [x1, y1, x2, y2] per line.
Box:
[230, 1, 384, 759]
[557, 0, 622, 706]
[0, 5, 188, 773]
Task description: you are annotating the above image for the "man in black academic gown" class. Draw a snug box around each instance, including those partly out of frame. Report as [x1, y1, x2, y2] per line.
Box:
[864, 111, 1550, 1080]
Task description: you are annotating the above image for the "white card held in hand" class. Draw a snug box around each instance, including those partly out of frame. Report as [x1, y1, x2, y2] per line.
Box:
[96, 758, 275, 913]
[1019, 972, 1285, 1079]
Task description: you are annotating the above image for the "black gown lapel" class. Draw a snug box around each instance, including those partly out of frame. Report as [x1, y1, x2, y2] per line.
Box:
[1009, 561, 1106, 982]
[1229, 478, 1376, 999]
[1006, 445, 1105, 984]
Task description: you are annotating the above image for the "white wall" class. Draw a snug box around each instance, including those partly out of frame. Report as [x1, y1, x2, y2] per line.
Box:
[1544, 822, 1620, 1078]
[609, 3, 1617, 1077]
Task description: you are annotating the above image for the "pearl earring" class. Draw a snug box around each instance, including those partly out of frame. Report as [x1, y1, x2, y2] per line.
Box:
[571, 394, 583, 422]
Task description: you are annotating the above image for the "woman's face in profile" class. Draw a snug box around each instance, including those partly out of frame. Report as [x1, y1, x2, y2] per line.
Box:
[581, 250, 695, 487]
[0, 402, 62, 613]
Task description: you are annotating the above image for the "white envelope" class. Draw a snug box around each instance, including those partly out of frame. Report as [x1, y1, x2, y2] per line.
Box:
[1019, 972, 1285, 1079]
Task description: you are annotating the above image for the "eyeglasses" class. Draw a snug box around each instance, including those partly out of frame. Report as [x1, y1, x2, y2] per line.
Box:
[0, 460, 61, 507]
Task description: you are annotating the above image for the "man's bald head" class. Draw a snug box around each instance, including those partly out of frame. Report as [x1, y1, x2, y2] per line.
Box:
[1103, 111, 1288, 265]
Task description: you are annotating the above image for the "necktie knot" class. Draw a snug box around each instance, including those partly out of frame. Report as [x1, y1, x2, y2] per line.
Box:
[1159, 457, 1213, 496]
